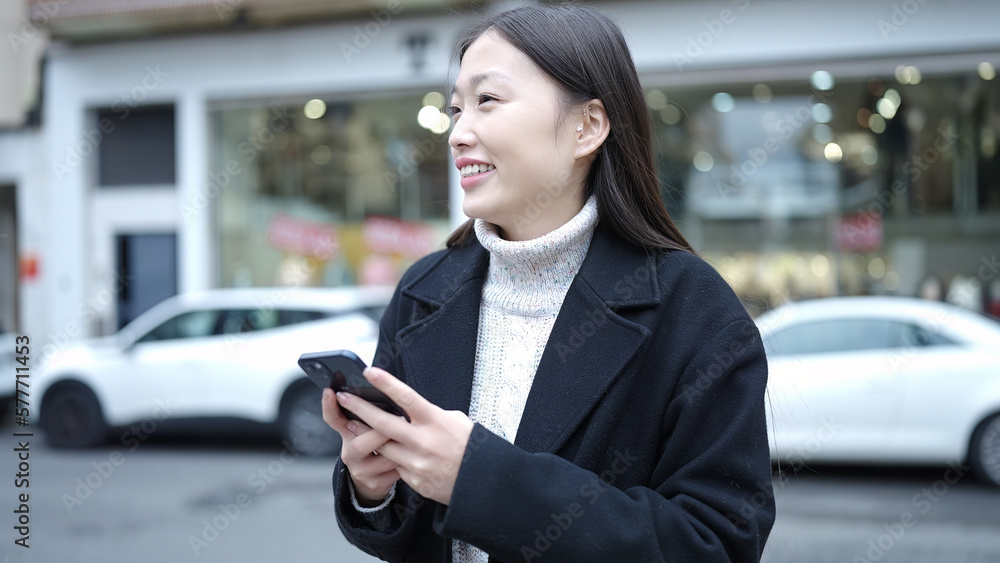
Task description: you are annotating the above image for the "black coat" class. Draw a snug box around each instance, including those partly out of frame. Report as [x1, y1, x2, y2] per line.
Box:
[333, 224, 775, 562]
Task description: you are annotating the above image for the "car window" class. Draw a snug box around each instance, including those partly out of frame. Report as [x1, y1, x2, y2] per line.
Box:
[219, 309, 281, 335]
[899, 323, 957, 347]
[278, 310, 327, 326]
[360, 306, 386, 323]
[138, 310, 220, 342]
[764, 318, 905, 356]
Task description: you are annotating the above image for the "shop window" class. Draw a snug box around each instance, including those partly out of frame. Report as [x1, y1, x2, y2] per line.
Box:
[649, 68, 1000, 308]
[211, 92, 451, 289]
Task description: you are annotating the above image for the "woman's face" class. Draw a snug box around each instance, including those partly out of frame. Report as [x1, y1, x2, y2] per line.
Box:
[449, 32, 589, 241]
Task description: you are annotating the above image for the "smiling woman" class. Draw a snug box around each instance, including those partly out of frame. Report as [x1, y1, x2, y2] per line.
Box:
[322, 5, 775, 563]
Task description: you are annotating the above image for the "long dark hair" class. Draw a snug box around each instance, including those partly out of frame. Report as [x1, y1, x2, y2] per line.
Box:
[445, 4, 694, 254]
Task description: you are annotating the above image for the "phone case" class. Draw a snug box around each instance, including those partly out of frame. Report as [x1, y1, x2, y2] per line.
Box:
[297, 349, 410, 422]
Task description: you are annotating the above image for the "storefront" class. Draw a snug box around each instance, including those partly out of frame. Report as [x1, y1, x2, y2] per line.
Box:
[210, 90, 453, 289]
[643, 62, 1000, 314]
[11, 0, 1000, 349]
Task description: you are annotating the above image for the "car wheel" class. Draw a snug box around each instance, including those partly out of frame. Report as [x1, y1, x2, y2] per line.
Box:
[40, 383, 109, 448]
[970, 414, 1000, 488]
[281, 384, 342, 457]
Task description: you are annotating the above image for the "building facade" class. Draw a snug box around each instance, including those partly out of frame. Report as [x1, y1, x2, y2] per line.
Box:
[1, 0, 998, 357]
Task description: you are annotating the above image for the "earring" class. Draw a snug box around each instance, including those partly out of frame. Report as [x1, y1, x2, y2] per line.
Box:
[576, 124, 583, 132]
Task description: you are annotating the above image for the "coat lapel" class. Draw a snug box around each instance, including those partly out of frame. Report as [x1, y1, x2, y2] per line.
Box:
[514, 227, 661, 454]
[397, 240, 489, 414]
[395, 226, 661, 455]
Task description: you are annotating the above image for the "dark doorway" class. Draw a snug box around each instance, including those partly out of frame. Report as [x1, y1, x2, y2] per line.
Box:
[0, 185, 17, 332]
[116, 233, 178, 330]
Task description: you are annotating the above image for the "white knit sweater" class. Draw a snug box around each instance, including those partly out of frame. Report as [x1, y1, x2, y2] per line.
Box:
[350, 198, 600, 561]
[453, 196, 598, 563]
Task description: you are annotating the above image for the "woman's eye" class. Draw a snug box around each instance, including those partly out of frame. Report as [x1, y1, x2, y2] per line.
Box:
[477, 94, 495, 105]
[447, 106, 462, 117]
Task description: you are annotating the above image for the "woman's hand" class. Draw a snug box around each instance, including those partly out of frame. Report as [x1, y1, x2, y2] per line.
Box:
[321, 387, 401, 507]
[335, 367, 474, 506]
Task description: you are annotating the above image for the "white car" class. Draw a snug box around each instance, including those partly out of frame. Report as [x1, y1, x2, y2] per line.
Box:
[757, 296, 1000, 487]
[32, 286, 392, 456]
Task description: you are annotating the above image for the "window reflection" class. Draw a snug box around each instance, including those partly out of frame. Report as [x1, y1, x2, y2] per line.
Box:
[211, 93, 452, 289]
[649, 70, 1000, 314]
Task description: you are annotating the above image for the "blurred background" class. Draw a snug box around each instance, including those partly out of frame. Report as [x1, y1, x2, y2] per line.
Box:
[1, 0, 999, 562]
[1, 0, 998, 339]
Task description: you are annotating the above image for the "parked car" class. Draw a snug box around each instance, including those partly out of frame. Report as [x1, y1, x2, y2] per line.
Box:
[757, 296, 1000, 486]
[32, 286, 393, 456]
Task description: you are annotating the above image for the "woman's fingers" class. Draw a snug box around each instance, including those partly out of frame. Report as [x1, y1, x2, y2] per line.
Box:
[321, 388, 351, 433]
[365, 366, 430, 420]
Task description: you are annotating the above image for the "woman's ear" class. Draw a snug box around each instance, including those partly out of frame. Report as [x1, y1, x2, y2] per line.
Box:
[574, 100, 610, 160]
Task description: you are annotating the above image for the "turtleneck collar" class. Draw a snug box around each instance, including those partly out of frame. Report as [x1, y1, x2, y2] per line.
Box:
[473, 196, 599, 316]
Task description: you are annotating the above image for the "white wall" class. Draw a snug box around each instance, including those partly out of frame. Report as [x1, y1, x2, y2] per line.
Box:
[0, 128, 46, 341]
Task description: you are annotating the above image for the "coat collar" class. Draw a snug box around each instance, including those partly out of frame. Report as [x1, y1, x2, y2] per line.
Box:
[398, 225, 661, 453]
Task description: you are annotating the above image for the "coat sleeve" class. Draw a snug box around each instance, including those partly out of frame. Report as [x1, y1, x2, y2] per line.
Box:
[435, 312, 774, 562]
[331, 279, 424, 562]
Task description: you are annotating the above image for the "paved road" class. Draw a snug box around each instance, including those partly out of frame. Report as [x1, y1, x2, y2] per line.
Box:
[0, 427, 379, 563]
[2, 426, 999, 562]
[763, 465, 1000, 563]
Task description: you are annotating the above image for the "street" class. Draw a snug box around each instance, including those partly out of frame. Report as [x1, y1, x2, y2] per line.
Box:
[1, 427, 999, 563]
[0, 427, 379, 563]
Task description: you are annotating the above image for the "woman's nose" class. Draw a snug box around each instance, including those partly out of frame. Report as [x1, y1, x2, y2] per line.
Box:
[448, 115, 475, 151]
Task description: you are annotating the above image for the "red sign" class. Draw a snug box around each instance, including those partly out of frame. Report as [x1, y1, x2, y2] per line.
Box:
[267, 214, 340, 259]
[836, 213, 883, 252]
[19, 253, 39, 281]
[362, 216, 436, 258]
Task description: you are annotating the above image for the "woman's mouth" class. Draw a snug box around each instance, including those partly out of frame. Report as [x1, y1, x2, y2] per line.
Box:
[460, 163, 496, 177]
[459, 163, 495, 189]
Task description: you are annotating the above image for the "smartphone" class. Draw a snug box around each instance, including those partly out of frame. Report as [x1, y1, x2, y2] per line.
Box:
[298, 349, 410, 422]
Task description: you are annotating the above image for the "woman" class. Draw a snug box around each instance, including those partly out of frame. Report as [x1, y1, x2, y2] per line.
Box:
[322, 5, 775, 562]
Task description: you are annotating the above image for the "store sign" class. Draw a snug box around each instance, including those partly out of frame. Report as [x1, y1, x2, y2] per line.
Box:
[836, 213, 883, 252]
[362, 216, 436, 258]
[19, 253, 39, 281]
[267, 214, 339, 259]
